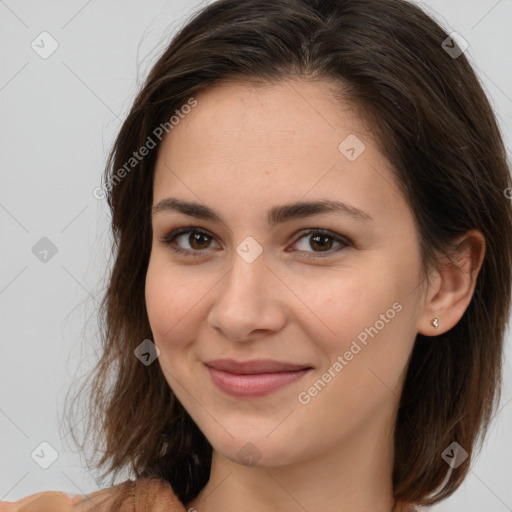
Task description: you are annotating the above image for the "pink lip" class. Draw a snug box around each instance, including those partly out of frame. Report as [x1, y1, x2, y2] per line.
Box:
[204, 359, 313, 398]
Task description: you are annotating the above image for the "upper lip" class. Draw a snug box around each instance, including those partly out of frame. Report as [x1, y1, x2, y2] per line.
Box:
[204, 359, 312, 375]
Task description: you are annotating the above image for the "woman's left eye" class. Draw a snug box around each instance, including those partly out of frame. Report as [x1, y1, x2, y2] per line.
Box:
[159, 227, 350, 258]
[289, 230, 349, 257]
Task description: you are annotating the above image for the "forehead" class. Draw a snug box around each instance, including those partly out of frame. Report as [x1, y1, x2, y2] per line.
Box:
[162, 78, 369, 164]
[152, 78, 404, 226]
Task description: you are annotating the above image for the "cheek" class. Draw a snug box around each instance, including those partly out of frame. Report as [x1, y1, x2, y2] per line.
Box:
[144, 256, 201, 394]
[145, 254, 197, 342]
[293, 269, 413, 436]
[295, 266, 398, 348]
[297, 260, 416, 387]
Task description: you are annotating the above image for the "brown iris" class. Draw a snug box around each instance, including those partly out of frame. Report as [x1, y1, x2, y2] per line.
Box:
[309, 234, 333, 252]
[189, 231, 212, 250]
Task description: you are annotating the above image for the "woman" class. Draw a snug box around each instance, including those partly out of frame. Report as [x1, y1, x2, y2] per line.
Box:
[2, 0, 510, 510]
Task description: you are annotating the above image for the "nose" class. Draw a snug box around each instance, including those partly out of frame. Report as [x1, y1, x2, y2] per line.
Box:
[207, 248, 287, 342]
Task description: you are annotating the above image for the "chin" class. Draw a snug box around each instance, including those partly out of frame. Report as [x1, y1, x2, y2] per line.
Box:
[206, 425, 302, 468]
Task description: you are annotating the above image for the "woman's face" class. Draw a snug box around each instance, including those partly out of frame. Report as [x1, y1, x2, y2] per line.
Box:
[145, 79, 427, 468]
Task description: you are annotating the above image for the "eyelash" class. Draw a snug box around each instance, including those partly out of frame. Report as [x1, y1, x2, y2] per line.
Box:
[158, 226, 351, 259]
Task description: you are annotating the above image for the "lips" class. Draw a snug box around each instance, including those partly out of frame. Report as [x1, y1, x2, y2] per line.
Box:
[203, 359, 313, 398]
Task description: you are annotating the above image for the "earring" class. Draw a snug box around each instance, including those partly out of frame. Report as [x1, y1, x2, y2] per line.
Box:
[431, 317, 439, 329]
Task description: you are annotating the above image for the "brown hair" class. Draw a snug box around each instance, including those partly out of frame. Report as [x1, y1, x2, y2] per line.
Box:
[66, 0, 512, 507]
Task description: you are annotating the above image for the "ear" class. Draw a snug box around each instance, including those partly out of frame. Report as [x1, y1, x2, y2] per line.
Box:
[417, 229, 486, 336]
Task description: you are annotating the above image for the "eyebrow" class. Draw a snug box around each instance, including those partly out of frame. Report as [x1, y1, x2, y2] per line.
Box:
[152, 197, 373, 225]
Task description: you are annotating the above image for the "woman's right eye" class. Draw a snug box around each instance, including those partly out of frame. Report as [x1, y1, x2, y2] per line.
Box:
[160, 227, 221, 257]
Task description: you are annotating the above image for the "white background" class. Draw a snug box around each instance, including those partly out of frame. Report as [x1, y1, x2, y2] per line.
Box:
[0, 1, 511, 510]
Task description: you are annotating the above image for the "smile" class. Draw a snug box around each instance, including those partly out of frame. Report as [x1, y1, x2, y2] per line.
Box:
[205, 363, 313, 398]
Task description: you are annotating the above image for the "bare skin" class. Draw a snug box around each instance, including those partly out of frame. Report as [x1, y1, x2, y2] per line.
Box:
[145, 78, 485, 512]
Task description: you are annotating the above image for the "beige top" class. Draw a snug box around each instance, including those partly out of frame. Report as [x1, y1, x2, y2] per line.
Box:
[0, 477, 422, 512]
[0, 478, 186, 512]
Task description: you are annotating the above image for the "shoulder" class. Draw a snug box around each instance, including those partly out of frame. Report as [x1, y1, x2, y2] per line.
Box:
[0, 477, 187, 512]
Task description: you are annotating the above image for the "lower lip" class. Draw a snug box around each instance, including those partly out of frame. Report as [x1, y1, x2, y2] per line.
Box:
[206, 366, 312, 398]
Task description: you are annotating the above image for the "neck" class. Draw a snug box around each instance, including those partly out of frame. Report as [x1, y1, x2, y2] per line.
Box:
[186, 407, 408, 512]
